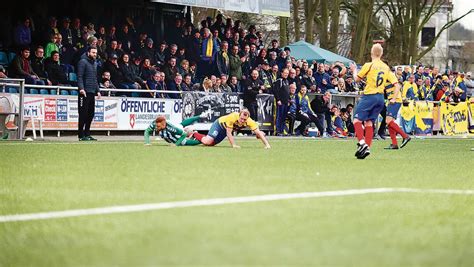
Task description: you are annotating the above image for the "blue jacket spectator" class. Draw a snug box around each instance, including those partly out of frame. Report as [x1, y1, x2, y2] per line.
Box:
[14, 18, 32, 47]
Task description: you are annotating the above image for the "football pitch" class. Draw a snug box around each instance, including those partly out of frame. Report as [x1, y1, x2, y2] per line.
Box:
[1, 138, 473, 266]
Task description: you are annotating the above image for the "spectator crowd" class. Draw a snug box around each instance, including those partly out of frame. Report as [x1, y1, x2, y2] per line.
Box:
[1, 13, 473, 137]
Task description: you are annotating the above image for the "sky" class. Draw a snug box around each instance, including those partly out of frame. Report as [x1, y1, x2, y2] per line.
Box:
[452, 0, 474, 30]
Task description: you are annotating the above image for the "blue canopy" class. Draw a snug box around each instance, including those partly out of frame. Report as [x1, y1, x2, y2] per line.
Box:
[286, 40, 354, 66]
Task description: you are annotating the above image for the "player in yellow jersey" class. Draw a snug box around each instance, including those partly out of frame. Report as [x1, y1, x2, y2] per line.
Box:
[383, 70, 411, 149]
[349, 44, 397, 159]
[192, 108, 271, 149]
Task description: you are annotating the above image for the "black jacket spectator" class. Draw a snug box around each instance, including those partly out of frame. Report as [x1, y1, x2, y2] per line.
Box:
[311, 95, 330, 114]
[273, 77, 290, 104]
[31, 55, 48, 81]
[45, 56, 69, 85]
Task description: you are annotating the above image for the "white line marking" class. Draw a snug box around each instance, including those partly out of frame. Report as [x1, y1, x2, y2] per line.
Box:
[0, 188, 472, 223]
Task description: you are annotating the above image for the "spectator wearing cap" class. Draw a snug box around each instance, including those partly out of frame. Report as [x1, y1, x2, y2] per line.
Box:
[9, 47, 46, 92]
[14, 17, 32, 48]
[259, 60, 273, 92]
[216, 41, 230, 77]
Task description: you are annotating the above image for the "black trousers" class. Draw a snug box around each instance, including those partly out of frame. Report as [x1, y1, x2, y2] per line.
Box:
[78, 93, 96, 138]
[378, 104, 387, 135]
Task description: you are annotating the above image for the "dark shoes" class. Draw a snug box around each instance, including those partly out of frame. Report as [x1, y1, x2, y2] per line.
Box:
[400, 136, 411, 148]
[355, 143, 370, 159]
[384, 144, 399, 150]
[79, 136, 98, 141]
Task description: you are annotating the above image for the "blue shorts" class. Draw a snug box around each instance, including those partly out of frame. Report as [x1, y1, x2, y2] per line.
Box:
[387, 103, 402, 118]
[354, 94, 385, 122]
[208, 120, 227, 145]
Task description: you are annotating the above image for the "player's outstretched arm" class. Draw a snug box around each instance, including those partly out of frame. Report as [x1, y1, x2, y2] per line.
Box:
[144, 122, 155, 146]
[254, 129, 271, 149]
[226, 127, 240, 148]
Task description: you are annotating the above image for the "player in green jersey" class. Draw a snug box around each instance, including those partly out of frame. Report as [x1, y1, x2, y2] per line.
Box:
[144, 112, 208, 146]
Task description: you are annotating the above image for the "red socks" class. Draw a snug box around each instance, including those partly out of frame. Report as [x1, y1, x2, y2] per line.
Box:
[193, 132, 205, 141]
[388, 121, 408, 139]
[389, 127, 398, 145]
[365, 125, 374, 146]
[354, 122, 365, 142]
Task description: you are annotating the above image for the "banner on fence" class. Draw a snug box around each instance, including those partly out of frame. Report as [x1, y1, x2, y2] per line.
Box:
[182, 92, 241, 130]
[414, 101, 434, 135]
[440, 102, 469, 135]
[256, 94, 274, 131]
[117, 97, 182, 130]
[401, 101, 416, 134]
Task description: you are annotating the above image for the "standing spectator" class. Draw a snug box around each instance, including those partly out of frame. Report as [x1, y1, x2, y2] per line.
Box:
[185, 30, 200, 65]
[229, 45, 243, 81]
[313, 63, 331, 93]
[44, 17, 59, 45]
[267, 39, 282, 57]
[117, 24, 134, 53]
[273, 68, 290, 135]
[9, 47, 46, 93]
[464, 72, 474, 97]
[259, 60, 273, 92]
[155, 41, 167, 68]
[95, 25, 107, 45]
[14, 17, 32, 48]
[216, 41, 230, 77]
[71, 18, 83, 49]
[106, 26, 117, 45]
[243, 70, 264, 120]
[198, 28, 218, 79]
[77, 47, 100, 141]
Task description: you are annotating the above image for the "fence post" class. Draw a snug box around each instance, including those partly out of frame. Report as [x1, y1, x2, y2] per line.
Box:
[18, 79, 25, 139]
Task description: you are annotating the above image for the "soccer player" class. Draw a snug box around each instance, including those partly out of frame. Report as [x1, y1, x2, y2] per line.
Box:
[144, 113, 207, 146]
[192, 108, 271, 149]
[350, 44, 397, 159]
[384, 70, 411, 149]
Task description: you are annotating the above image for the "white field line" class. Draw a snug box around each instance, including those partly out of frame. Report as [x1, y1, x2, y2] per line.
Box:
[0, 188, 472, 223]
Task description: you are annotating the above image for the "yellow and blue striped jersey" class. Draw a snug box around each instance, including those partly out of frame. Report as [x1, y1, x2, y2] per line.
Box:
[358, 59, 395, 95]
[218, 112, 258, 131]
[385, 72, 402, 103]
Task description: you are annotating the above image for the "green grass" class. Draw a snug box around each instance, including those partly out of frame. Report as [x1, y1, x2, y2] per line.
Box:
[1, 138, 473, 266]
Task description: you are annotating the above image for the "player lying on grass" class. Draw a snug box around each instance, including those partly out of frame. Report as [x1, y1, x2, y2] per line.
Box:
[144, 113, 207, 146]
[192, 108, 271, 149]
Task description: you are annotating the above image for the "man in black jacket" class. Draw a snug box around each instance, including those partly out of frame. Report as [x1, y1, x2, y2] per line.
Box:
[273, 68, 290, 135]
[310, 91, 332, 136]
[77, 47, 100, 141]
[243, 69, 264, 120]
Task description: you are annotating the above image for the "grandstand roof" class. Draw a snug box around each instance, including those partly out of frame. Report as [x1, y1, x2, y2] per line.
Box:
[286, 41, 354, 66]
